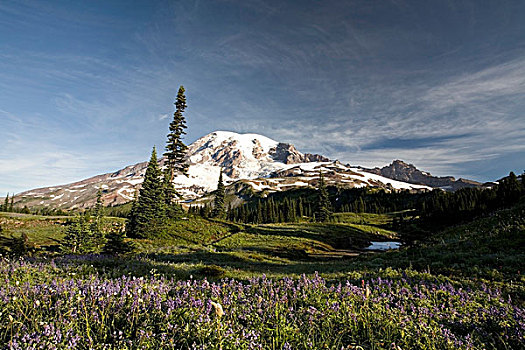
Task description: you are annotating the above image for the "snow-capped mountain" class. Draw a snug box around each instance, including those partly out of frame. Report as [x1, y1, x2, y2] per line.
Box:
[13, 131, 430, 210]
[172, 131, 330, 198]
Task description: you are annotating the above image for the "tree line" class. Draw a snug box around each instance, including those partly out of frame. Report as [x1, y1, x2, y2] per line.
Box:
[2, 192, 73, 216]
[222, 172, 525, 226]
[201, 171, 333, 223]
[418, 172, 524, 224]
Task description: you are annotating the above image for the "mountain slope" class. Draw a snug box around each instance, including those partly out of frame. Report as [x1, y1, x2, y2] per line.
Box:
[14, 131, 431, 210]
[362, 160, 485, 191]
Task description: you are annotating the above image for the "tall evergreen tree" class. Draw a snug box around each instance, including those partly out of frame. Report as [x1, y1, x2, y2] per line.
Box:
[127, 147, 166, 238]
[9, 195, 14, 212]
[211, 169, 226, 218]
[3, 193, 9, 212]
[315, 171, 332, 222]
[163, 86, 189, 216]
[164, 86, 189, 179]
[256, 201, 263, 224]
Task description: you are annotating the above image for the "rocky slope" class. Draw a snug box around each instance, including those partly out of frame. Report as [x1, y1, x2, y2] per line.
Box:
[13, 132, 433, 210]
[194, 160, 432, 208]
[362, 160, 483, 191]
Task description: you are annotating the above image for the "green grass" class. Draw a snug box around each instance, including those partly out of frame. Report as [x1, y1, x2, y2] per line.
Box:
[0, 212, 68, 248]
[2, 207, 524, 296]
[1, 211, 400, 280]
[120, 217, 398, 280]
[330, 211, 394, 226]
[0, 212, 125, 252]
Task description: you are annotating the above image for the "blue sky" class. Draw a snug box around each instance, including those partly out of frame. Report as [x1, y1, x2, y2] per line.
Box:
[1, 0, 525, 194]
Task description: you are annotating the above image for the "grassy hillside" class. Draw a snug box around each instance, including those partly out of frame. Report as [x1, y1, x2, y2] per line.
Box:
[2, 207, 524, 284]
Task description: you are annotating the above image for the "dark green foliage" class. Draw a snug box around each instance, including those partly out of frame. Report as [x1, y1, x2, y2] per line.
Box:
[229, 195, 305, 224]
[90, 190, 106, 249]
[164, 85, 189, 178]
[419, 172, 524, 225]
[3, 194, 8, 212]
[163, 170, 183, 219]
[196, 264, 226, 278]
[162, 85, 189, 219]
[102, 230, 135, 256]
[61, 213, 97, 254]
[127, 147, 167, 238]
[228, 172, 525, 232]
[315, 171, 332, 222]
[211, 170, 226, 218]
[93, 190, 104, 218]
[104, 202, 133, 218]
[10, 232, 29, 256]
[1, 193, 15, 213]
[1, 232, 35, 257]
[199, 202, 212, 218]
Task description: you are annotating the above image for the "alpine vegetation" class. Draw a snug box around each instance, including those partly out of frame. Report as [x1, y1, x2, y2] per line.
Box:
[1, 261, 523, 349]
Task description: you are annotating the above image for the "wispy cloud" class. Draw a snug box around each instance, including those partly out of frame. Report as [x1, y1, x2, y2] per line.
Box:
[424, 58, 525, 108]
[220, 55, 525, 179]
[1, 0, 524, 194]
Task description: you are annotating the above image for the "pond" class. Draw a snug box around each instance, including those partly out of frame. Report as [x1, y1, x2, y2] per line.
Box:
[366, 241, 401, 251]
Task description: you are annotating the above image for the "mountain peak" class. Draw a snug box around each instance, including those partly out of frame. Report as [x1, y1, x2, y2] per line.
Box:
[185, 131, 328, 175]
[363, 159, 482, 191]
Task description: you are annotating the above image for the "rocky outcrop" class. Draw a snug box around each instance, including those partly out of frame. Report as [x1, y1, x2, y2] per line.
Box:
[269, 143, 330, 164]
[303, 153, 331, 162]
[363, 160, 482, 191]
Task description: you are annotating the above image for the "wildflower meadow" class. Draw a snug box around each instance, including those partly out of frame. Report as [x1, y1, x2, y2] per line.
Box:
[1, 257, 523, 349]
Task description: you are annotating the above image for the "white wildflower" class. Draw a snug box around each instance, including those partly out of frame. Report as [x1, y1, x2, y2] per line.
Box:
[210, 301, 224, 317]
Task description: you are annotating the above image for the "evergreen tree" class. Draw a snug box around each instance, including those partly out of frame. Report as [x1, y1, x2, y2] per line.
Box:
[10, 232, 33, 257]
[256, 201, 263, 224]
[90, 190, 105, 249]
[298, 197, 304, 218]
[102, 229, 135, 256]
[163, 170, 182, 218]
[61, 213, 94, 254]
[127, 192, 139, 235]
[9, 195, 14, 212]
[227, 203, 233, 221]
[164, 86, 189, 179]
[211, 170, 226, 218]
[3, 193, 9, 212]
[315, 171, 332, 222]
[127, 147, 166, 238]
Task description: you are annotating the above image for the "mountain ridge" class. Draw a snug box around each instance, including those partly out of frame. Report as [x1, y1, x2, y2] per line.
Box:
[361, 160, 485, 191]
[10, 131, 477, 210]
